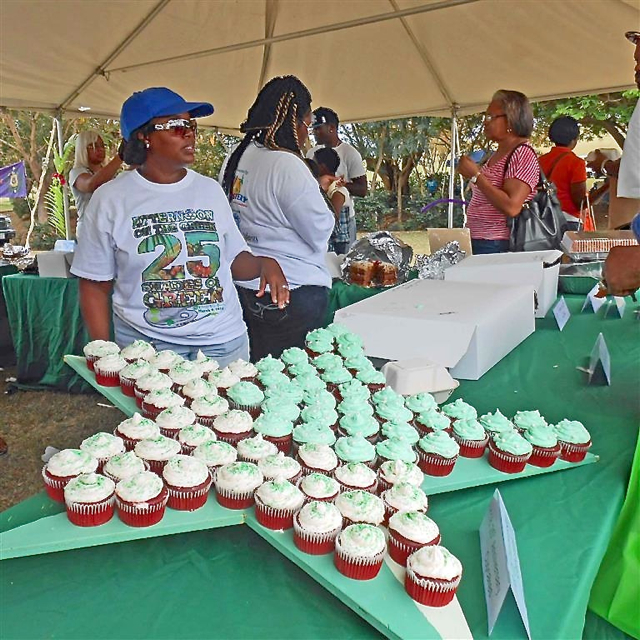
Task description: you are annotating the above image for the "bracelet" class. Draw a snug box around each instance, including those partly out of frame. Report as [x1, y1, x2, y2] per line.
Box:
[470, 170, 482, 184]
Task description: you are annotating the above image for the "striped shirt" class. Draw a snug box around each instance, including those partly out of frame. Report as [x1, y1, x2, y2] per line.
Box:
[466, 145, 540, 240]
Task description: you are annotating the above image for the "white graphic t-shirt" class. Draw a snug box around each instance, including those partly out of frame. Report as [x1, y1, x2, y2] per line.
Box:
[307, 141, 366, 182]
[71, 169, 249, 345]
[223, 142, 334, 290]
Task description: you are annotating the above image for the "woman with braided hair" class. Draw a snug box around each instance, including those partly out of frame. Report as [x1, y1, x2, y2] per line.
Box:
[221, 75, 334, 361]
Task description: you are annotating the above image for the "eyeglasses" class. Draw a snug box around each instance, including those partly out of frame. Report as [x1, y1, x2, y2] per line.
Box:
[151, 118, 198, 136]
[484, 113, 507, 123]
[87, 142, 105, 150]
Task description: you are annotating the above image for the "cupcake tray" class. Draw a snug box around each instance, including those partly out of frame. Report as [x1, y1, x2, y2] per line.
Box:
[64, 355, 599, 497]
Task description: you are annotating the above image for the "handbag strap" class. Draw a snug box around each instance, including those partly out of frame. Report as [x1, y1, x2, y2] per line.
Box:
[545, 151, 571, 180]
[502, 142, 541, 183]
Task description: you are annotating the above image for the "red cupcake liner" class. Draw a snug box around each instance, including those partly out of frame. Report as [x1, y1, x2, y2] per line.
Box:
[298, 461, 337, 477]
[254, 495, 299, 530]
[94, 369, 121, 387]
[66, 494, 115, 527]
[262, 433, 293, 455]
[229, 400, 262, 420]
[558, 439, 591, 463]
[116, 487, 169, 527]
[528, 444, 561, 468]
[404, 567, 461, 607]
[417, 450, 457, 477]
[293, 514, 341, 554]
[166, 477, 212, 511]
[133, 386, 147, 407]
[214, 485, 256, 510]
[143, 459, 171, 476]
[335, 478, 379, 495]
[488, 441, 531, 474]
[113, 429, 142, 452]
[158, 426, 183, 440]
[388, 530, 440, 566]
[453, 434, 489, 459]
[103, 459, 149, 483]
[119, 377, 136, 397]
[334, 544, 386, 580]
[212, 429, 253, 447]
[42, 467, 75, 502]
[414, 423, 453, 437]
[365, 383, 385, 393]
[85, 355, 99, 372]
[141, 402, 165, 420]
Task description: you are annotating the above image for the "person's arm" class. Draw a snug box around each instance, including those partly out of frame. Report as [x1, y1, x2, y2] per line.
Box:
[78, 278, 113, 340]
[329, 190, 346, 221]
[458, 155, 533, 218]
[586, 150, 620, 178]
[570, 181, 588, 211]
[344, 175, 368, 197]
[231, 251, 290, 308]
[73, 154, 123, 194]
[602, 246, 640, 296]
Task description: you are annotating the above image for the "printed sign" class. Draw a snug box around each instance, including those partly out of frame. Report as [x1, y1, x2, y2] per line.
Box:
[479, 489, 531, 639]
[552, 297, 571, 331]
[581, 284, 607, 313]
[588, 332, 611, 385]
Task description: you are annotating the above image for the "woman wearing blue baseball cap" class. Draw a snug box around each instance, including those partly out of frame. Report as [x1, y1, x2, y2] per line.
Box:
[71, 87, 289, 365]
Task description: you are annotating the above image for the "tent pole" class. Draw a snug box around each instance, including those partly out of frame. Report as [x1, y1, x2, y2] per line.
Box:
[447, 106, 458, 228]
[54, 111, 71, 240]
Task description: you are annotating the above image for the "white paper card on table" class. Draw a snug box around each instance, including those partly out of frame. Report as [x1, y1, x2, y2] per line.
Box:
[581, 284, 607, 313]
[588, 332, 611, 385]
[479, 489, 531, 639]
[605, 297, 626, 319]
[552, 296, 571, 331]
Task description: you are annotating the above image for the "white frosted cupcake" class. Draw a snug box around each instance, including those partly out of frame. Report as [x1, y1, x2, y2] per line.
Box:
[254, 479, 305, 530]
[378, 460, 424, 492]
[83, 340, 120, 371]
[298, 472, 340, 502]
[115, 471, 168, 527]
[177, 423, 217, 455]
[43, 449, 98, 502]
[119, 359, 153, 397]
[94, 354, 128, 387]
[258, 452, 302, 483]
[114, 412, 160, 451]
[142, 388, 185, 420]
[192, 395, 230, 428]
[134, 435, 181, 475]
[192, 440, 237, 477]
[134, 371, 172, 407]
[211, 408, 253, 444]
[335, 489, 385, 526]
[297, 443, 339, 476]
[207, 367, 241, 395]
[155, 406, 196, 438]
[382, 482, 429, 523]
[181, 378, 218, 406]
[64, 473, 116, 527]
[294, 501, 343, 554]
[103, 451, 148, 482]
[214, 461, 263, 509]
[388, 511, 441, 566]
[120, 340, 155, 363]
[334, 462, 378, 494]
[168, 360, 202, 391]
[162, 454, 212, 511]
[193, 350, 220, 376]
[405, 545, 462, 607]
[148, 349, 184, 373]
[227, 358, 258, 381]
[236, 434, 278, 463]
[334, 524, 386, 580]
[80, 432, 125, 473]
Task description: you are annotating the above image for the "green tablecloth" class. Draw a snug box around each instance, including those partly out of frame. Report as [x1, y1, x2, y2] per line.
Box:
[2, 273, 90, 392]
[1, 296, 638, 640]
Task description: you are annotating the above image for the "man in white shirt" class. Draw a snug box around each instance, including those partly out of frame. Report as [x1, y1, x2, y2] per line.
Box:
[306, 107, 368, 197]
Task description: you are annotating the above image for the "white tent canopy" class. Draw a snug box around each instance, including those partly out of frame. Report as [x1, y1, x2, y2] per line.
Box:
[1, 0, 639, 133]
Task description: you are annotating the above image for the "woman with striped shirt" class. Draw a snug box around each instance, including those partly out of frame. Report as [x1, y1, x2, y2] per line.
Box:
[458, 90, 540, 254]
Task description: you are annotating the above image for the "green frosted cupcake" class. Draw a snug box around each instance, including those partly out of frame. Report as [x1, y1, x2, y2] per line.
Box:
[404, 392, 438, 415]
[441, 398, 477, 422]
[280, 347, 309, 366]
[226, 381, 264, 418]
[338, 380, 371, 403]
[255, 355, 285, 374]
[381, 421, 420, 445]
[376, 437, 417, 464]
[293, 423, 337, 449]
[338, 413, 380, 440]
[302, 388, 337, 410]
[337, 396, 374, 417]
[334, 435, 377, 467]
[300, 404, 338, 430]
[451, 418, 489, 458]
[479, 409, 515, 438]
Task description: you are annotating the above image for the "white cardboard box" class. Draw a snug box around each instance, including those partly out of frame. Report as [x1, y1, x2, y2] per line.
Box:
[37, 251, 74, 278]
[444, 250, 562, 318]
[335, 279, 535, 380]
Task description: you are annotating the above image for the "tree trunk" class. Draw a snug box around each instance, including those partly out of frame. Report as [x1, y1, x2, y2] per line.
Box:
[395, 166, 402, 223]
[371, 125, 387, 191]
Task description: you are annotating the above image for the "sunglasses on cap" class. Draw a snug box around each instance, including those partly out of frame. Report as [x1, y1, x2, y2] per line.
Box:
[149, 118, 198, 136]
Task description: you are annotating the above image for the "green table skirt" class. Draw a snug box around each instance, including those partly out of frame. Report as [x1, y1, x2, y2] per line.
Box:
[1, 296, 638, 639]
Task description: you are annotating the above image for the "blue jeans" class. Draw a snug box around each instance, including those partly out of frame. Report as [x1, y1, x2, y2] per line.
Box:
[471, 239, 510, 254]
[237, 285, 329, 362]
[112, 314, 249, 368]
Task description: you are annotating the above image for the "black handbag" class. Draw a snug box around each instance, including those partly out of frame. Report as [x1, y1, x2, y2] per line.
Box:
[504, 144, 569, 252]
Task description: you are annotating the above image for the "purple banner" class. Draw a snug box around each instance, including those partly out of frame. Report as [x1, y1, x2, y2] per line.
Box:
[0, 161, 27, 198]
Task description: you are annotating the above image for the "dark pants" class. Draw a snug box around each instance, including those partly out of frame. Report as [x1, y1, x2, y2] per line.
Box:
[471, 239, 510, 254]
[237, 285, 329, 362]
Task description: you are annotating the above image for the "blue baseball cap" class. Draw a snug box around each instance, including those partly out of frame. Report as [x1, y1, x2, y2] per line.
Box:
[120, 87, 214, 141]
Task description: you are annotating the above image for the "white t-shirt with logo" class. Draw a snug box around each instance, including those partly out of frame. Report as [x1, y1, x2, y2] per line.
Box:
[618, 100, 640, 200]
[307, 141, 366, 182]
[71, 169, 249, 345]
[224, 142, 334, 290]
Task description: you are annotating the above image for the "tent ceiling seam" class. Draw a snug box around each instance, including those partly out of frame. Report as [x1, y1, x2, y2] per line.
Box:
[106, 0, 480, 75]
[257, 0, 279, 92]
[57, 0, 170, 111]
[388, 0, 455, 107]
